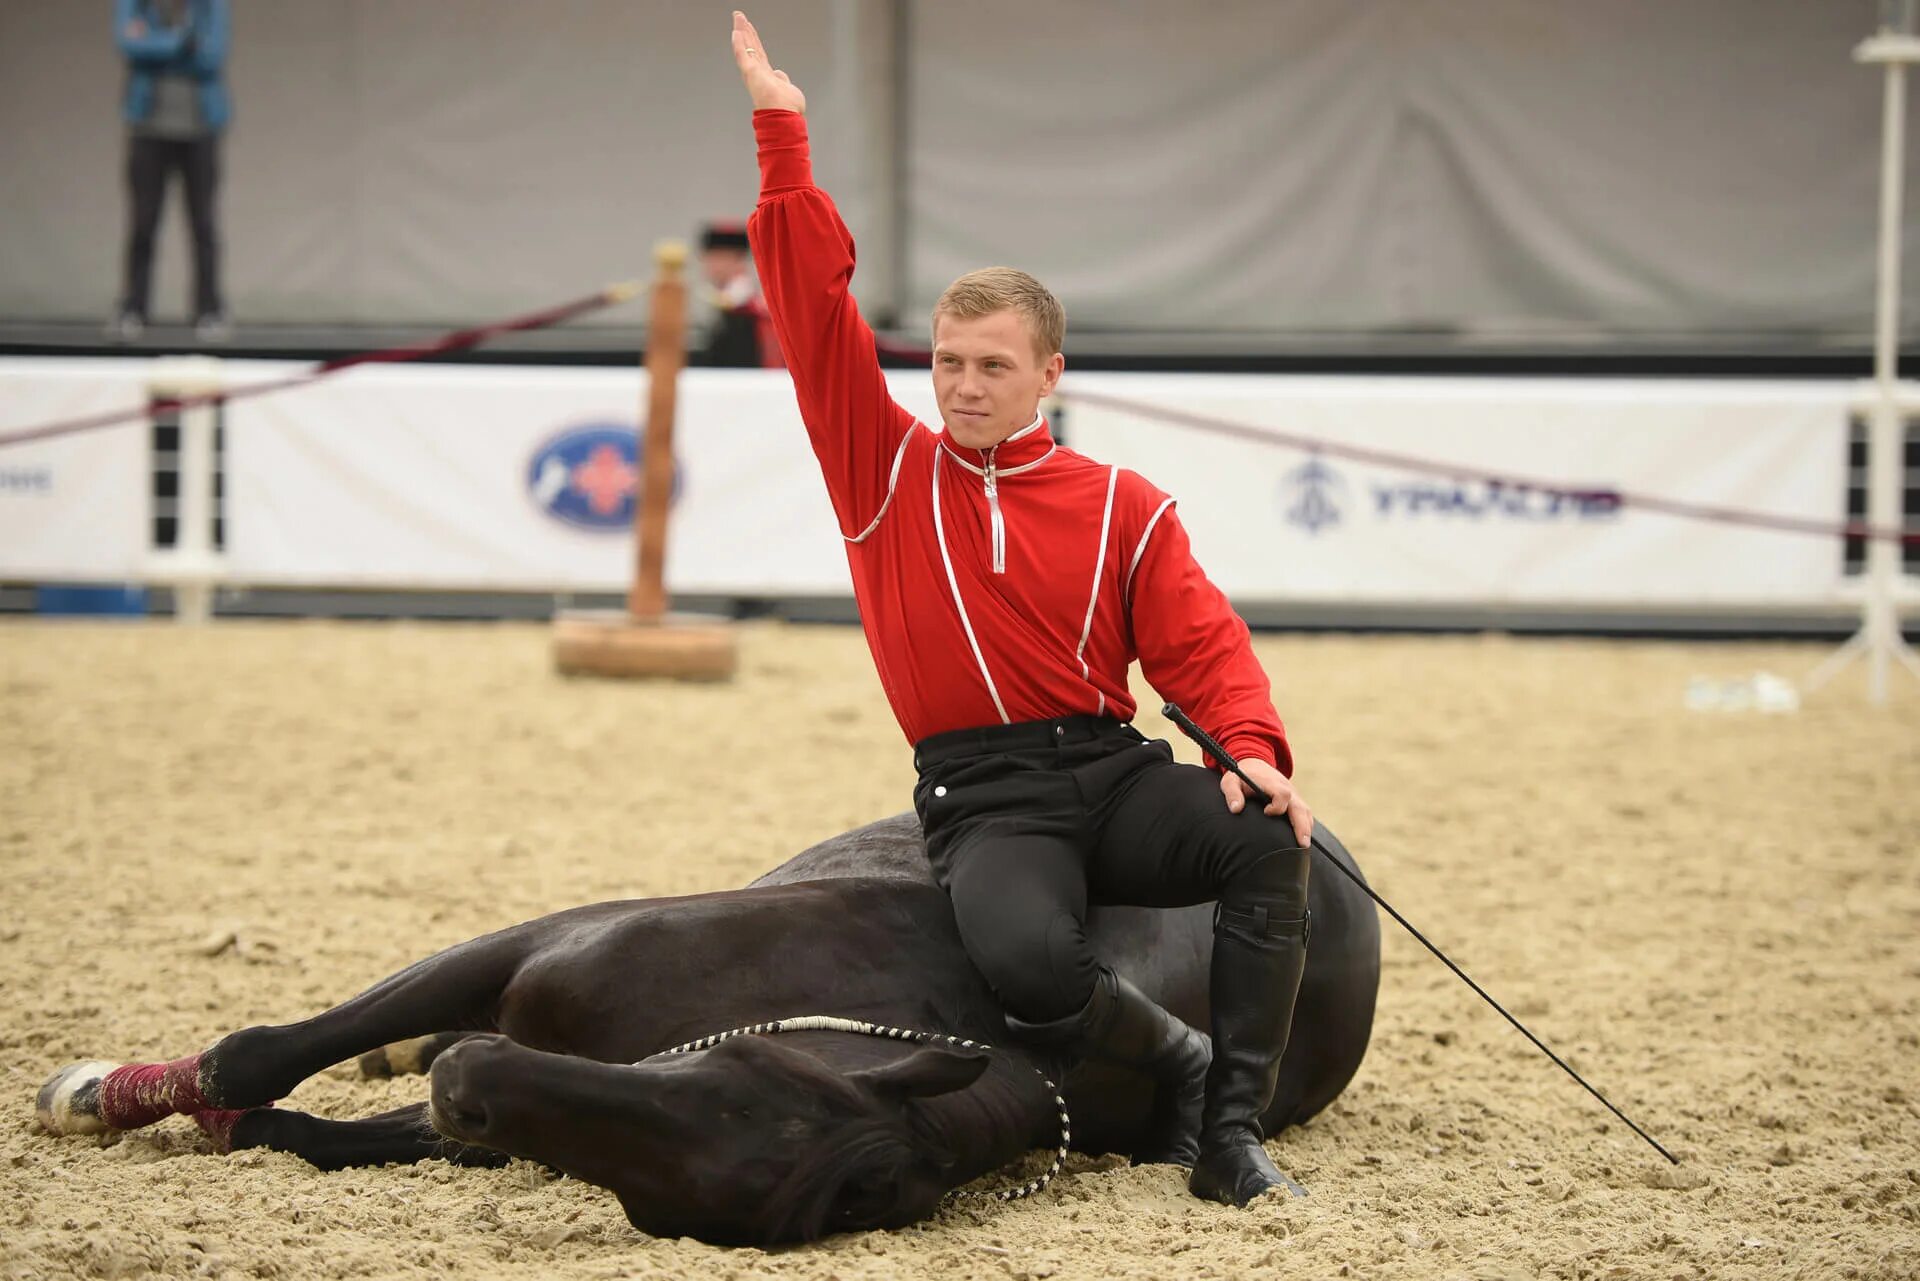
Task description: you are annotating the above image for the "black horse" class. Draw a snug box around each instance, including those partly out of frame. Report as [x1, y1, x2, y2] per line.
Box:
[36, 814, 1380, 1245]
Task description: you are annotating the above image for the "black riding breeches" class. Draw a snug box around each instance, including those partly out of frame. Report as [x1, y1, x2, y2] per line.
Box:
[912, 715, 1305, 1023]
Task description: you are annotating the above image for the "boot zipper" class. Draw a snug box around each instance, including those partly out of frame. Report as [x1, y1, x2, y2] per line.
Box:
[984, 447, 1006, 574]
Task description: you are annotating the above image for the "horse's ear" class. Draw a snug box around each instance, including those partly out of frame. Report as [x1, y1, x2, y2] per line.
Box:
[849, 1046, 989, 1101]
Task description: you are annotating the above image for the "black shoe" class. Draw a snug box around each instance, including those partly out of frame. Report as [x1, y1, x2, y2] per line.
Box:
[1006, 967, 1211, 1167]
[1188, 847, 1313, 1207]
[193, 312, 233, 343]
[1189, 1138, 1310, 1204]
[105, 310, 146, 343]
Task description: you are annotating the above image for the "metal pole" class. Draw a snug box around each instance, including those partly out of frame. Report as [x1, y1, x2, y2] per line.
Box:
[175, 386, 214, 625]
[1812, 20, 1920, 702]
[1866, 52, 1906, 705]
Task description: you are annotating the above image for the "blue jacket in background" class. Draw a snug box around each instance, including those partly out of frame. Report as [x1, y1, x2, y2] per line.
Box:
[116, 0, 230, 132]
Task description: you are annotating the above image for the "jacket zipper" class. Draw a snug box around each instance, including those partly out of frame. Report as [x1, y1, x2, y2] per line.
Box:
[984, 447, 1006, 574]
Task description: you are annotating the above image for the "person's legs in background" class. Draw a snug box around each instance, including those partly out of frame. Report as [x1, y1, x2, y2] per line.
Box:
[112, 137, 170, 341]
[182, 135, 228, 341]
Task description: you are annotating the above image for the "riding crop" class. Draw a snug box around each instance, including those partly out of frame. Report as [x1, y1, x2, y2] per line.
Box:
[1161, 702, 1680, 1166]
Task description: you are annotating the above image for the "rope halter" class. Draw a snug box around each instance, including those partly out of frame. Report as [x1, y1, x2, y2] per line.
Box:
[652, 1015, 1072, 1203]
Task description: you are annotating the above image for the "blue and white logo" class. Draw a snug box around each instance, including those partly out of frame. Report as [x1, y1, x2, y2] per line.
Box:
[1278, 457, 1348, 535]
[0, 467, 53, 495]
[1371, 478, 1621, 521]
[526, 423, 680, 532]
[1278, 455, 1621, 534]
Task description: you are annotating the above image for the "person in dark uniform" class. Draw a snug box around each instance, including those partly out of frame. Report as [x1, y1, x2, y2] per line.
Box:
[109, 0, 232, 344]
[695, 220, 783, 368]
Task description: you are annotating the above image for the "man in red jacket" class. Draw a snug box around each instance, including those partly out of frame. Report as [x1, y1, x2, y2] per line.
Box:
[732, 12, 1313, 1207]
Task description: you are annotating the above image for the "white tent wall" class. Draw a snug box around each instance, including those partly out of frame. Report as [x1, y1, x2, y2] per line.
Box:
[0, 0, 892, 330]
[0, 0, 1913, 345]
[906, 0, 1920, 342]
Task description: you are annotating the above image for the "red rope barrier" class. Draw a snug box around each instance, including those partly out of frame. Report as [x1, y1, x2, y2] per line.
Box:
[0, 281, 641, 451]
[1057, 386, 1920, 548]
[873, 334, 932, 364]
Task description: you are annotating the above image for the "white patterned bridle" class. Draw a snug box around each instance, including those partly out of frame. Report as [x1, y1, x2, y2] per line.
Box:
[653, 1015, 1072, 1202]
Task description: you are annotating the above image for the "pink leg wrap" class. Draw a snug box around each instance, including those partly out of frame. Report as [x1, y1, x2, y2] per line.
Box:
[95, 1055, 209, 1130]
[192, 1106, 258, 1153]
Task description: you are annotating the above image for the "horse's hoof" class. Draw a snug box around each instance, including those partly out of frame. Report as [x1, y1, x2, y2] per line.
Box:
[36, 1061, 123, 1135]
[359, 1034, 459, 1080]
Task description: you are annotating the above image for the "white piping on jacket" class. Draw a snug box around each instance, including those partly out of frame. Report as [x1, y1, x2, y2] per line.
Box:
[1076, 466, 1120, 718]
[938, 446, 1055, 480]
[1125, 497, 1176, 605]
[844, 420, 921, 544]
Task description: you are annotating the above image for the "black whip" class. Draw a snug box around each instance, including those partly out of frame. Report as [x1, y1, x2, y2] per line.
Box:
[1161, 702, 1679, 1166]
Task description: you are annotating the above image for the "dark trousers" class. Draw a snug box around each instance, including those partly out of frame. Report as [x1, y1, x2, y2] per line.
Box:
[912, 715, 1300, 1024]
[698, 308, 765, 368]
[121, 135, 222, 318]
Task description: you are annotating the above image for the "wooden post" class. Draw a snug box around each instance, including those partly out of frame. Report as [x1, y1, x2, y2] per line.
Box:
[628, 241, 687, 622]
[550, 240, 737, 682]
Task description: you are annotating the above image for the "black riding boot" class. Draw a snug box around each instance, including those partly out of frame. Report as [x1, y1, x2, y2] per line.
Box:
[1006, 966, 1211, 1167]
[1189, 846, 1313, 1206]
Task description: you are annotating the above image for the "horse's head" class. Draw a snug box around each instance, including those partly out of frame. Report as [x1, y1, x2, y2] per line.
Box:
[426, 1031, 990, 1244]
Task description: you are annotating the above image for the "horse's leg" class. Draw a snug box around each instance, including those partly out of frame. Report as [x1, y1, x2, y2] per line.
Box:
[192, 1101, 508, 1172]
[357, 1032, 475, 1080]
[38, 925, 535, 1136]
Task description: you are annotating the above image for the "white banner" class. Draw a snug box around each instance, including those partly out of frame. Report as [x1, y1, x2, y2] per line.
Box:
[0, 359, 152, 581]
[1, 358, 1864, 612]
[224, 365, 944, 594]
[1059, 374, 1854, 606]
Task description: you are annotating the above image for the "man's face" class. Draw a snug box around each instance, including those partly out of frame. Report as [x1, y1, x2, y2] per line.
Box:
[701, 248, 749, 290]
[931, 309, 1064, 451]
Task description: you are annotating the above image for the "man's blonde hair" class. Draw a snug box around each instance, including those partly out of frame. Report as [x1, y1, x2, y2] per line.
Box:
[931, 267, 1065, 360]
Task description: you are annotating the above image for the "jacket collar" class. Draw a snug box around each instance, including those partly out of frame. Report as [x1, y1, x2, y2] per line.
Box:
[939, 413, 1055, 476]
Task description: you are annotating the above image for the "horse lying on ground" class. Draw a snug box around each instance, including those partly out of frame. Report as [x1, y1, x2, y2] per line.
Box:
[36, 814, 1381, 1245]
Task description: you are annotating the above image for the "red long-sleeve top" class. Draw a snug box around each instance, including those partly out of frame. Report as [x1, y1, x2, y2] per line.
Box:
[748, 110, 1291, 774]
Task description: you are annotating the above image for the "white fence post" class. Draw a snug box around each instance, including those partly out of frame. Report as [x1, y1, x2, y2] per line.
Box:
[146, 356, 225, 624]
[1810, 19, 1920, 701]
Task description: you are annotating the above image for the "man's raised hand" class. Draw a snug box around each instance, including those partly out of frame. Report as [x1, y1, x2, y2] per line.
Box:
[732, 12, 806, 114]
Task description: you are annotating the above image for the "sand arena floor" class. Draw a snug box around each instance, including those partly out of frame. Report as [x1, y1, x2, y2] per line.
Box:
[1, 620, 1916, 1280]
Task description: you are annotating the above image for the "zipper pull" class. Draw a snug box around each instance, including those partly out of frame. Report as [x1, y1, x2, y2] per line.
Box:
[984, 447, 1006, 574]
